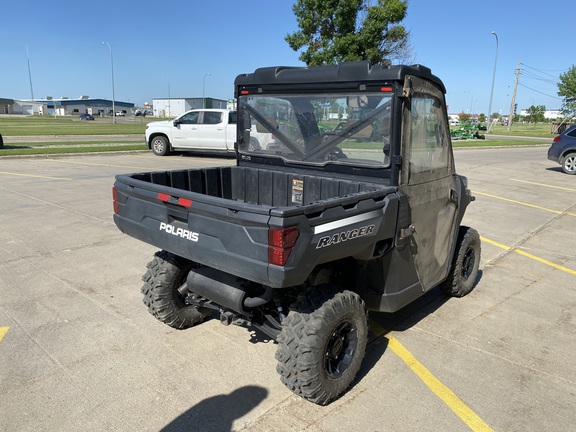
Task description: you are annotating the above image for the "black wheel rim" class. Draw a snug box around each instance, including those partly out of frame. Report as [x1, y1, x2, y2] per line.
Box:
[461, 246, 476, 281]
[324, 320, 357, 379]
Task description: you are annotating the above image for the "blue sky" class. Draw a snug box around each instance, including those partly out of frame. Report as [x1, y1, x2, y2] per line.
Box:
[0, 1, 572, 115]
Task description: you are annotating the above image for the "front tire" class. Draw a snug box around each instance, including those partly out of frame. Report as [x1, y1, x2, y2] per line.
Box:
[561, 153, 576, 175]
[151, 135, 170, 156]
[141, 250, 210, 329]
[275, 287, 368, 405]
[440, 226, 481, 297]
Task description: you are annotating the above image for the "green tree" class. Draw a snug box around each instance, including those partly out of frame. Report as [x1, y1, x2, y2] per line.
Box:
[558, 65, 576, 119]
[526, 105, 545, 123]
[459, 113, 471, 124]
[285, 0, 412, 66]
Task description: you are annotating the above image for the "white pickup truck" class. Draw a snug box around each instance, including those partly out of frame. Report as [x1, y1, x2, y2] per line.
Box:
[146, 108, 276, 156]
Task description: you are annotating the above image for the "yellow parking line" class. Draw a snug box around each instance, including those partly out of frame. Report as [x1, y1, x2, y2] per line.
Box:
[481, 236, 576, 276]
[510, 178, 576, 193]
[369, 320, 493, 431]
[0, 327, 9, 344]
[0, 171, 72, 180]
[472, 191, 576, 217]
[387, 337, 494, 432]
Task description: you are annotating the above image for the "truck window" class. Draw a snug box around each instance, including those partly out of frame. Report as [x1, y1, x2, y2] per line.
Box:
[179, 111, 200, 124]
[202, 112, 223, 125]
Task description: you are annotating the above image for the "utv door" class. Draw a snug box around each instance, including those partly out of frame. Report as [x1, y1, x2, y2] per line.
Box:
[400, 75, 458, 291]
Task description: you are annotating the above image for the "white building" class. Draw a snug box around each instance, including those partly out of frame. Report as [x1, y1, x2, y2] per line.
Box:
[152, 97, 228, 118]
[0, 97, 134, 116]
[49, 98, 134, 116]
[519, 109, 562, 120]
[0, 99, 48, 115]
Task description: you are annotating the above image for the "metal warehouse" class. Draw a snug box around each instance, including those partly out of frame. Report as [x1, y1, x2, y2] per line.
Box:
[0, 97, 134, 116]
[152, 97, 228, 118]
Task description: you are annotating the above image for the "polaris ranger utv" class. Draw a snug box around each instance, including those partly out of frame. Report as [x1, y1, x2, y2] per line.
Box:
[113, 61, 480, 405]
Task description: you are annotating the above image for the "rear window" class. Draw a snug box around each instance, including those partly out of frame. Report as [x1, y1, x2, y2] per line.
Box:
[202, 112, 223, 124]
[237, 92, 393, 168]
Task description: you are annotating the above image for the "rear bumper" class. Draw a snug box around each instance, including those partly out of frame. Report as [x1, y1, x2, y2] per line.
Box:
[547, 146, 560, 163]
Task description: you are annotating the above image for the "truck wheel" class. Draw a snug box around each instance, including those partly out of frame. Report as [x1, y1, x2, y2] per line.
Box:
[561, 153, 576, 174]
[151, 136, 170, 156]
[440, 226, 481, 297]
[275, 287, 368, 405]
[141, 250, 210, 329]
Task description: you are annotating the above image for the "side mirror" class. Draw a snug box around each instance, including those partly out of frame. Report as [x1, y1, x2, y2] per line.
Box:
[173, 119, 180, 126]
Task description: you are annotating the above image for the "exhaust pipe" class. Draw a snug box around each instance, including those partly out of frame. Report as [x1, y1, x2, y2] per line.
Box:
[184, 266, 272, 314]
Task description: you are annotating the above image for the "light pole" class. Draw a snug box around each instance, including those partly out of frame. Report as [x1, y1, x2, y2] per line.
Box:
[487, 31, 498, 132]
[203, 73, 211, 108]
[465, 90, 473, 115]
[102, 41, 116, 124]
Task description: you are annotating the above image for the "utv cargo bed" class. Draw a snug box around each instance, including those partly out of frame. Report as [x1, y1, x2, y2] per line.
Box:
[114, 165, 398, 288]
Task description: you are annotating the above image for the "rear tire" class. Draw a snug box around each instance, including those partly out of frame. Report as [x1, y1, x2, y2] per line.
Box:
[141, 250, 210, 329]
[561, 153, 576, 175]
[440, 226, 481, 297]
[151, 136, 170, 156]
[275, 286, 368, 405]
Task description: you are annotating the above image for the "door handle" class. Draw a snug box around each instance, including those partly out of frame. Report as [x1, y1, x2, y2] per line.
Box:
[450, 189, 458, 202]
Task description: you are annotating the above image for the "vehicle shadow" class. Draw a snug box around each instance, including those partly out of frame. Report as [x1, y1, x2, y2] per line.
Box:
[352, 269, 484, 391]
[0, 145, 32, 150]
[177, 151, 235, 159]
[201, 270, 484, 404]
[160, 385, 268, 432]
[369, 269, 484, 336]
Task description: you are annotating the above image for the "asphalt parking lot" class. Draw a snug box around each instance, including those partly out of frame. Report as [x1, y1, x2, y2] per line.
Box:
[1, 146, 575, 431]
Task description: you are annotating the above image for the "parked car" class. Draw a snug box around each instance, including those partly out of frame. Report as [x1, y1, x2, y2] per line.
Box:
[79, 113, 94, 121]
[547, 124, 576, 175]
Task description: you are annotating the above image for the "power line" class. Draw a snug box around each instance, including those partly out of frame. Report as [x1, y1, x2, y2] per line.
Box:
[523, 63, 569, 74]
[520, 70, 558, 85]
[518, 83, 561, 100]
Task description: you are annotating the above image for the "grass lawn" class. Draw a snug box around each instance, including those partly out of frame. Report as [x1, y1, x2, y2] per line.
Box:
[0, 115, 147, 136]
[479, 123, 555, 138]
[0, 115, 552, 157]
[0, 144, 146, 156]
[453, 139, 547, 148]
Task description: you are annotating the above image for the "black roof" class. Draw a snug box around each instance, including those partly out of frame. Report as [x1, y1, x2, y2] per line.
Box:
[234, 61, 445, 95]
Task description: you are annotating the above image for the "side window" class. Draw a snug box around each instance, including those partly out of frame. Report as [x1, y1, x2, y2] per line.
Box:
[409, 94, 449, 174]
[228, 111, 237, 124]
[179, 111, 199, 124]
[202, 112, 223, 125]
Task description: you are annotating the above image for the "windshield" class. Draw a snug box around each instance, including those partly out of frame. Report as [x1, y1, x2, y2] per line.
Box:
[237, 92, 393, 168]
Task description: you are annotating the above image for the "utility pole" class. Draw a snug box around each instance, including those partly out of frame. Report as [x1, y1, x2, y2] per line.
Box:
[507, 61, 522, 132]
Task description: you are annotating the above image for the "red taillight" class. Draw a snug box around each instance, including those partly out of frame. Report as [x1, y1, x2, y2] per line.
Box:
[177, 198, 193, 208]
[158, 193, 170, 202]
[158, 193, 193, 208]
[380, 86, 393, 92]
[268, 226, 299, 266]
[553, 136, 561, 142]
[112, 186, 119, 214]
